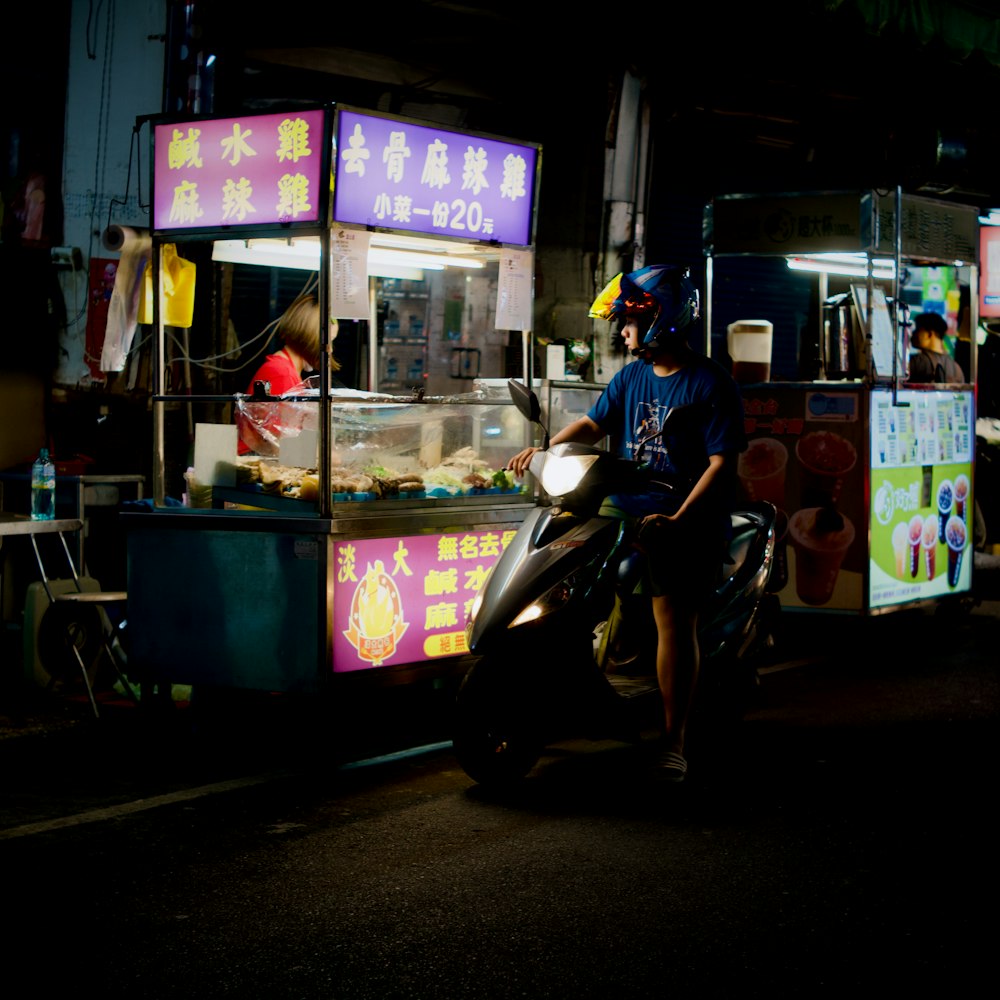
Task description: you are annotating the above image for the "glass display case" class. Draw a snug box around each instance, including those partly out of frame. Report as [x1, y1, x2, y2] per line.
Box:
[539, 380, 607, 442]
[195, 389, 533, 513]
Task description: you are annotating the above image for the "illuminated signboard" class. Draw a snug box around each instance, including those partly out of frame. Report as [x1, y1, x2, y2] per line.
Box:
[152, 109, 327, 232]
[981, 226, 1000, 318]
[332, 527, 517, 671]
[332, 108, 538, 246]
[740, 385, 866, 612]
[869, 387, 974, 609]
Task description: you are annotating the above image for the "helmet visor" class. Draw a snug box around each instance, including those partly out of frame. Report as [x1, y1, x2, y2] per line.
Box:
[589, 272, 658, 322]
[588, 273, 624, 320]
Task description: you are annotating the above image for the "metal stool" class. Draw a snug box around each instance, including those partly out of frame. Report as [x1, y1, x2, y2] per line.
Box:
[31, 530, 136, 718]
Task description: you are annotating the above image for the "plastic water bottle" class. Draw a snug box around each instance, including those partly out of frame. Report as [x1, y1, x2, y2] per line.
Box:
[30, 447, 56, 520]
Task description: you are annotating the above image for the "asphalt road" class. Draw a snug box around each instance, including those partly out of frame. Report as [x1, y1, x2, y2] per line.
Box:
[1, 596, 998, 997]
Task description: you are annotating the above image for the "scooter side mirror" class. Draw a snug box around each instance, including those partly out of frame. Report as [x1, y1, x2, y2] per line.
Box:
[508, 378, 550, 450]
[508, 378, 541, 424]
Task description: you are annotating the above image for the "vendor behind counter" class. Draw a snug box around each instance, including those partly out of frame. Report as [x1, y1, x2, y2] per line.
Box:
[237, 292, 342, 456]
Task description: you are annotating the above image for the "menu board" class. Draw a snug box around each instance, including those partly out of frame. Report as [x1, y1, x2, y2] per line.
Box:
[869, 388, 974, 609]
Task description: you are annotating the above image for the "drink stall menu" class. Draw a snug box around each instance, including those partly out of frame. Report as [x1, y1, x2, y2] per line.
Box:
[869, 388, 974, 609]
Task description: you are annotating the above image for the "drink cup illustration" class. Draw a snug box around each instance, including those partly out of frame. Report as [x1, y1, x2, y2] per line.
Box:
[946, 515, 967, 588]
[891, 521, 908, 578]
[795, 431, 857, 508]
[737, 437, 788, 508]
[936, 479, 953, 543]
[907, 514, 924, 579]
[788, 506, 855, 606]
[954, 473, 969, 522]
[921, 514, 938, 580]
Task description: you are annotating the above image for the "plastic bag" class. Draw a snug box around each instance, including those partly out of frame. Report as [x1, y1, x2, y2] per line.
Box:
[235, 391, 317, 457]
[137, 243, 196, 328]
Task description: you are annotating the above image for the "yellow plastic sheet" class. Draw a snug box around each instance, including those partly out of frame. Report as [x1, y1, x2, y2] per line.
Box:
[137, 243, 196, 328]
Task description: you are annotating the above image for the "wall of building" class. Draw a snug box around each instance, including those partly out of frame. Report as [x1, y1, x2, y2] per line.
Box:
[55, 0, 166, 388]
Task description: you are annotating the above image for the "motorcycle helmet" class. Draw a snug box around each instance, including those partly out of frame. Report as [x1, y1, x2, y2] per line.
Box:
[589, 264, 700, 361]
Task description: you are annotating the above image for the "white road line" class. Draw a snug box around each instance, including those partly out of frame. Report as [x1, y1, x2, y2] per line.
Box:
[0, 741, 455, 840]
[758, 658, 814, 675]
[0, 771, 292, 840]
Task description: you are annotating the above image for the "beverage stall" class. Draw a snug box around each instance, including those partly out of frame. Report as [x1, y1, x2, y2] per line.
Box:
[122, 104, 542, 695]
[704, 189, 978, 615]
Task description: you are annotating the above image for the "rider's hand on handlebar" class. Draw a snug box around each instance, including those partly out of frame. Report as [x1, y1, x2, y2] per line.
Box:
[640, 512, 678, 530]
[507, 446, 540, 478]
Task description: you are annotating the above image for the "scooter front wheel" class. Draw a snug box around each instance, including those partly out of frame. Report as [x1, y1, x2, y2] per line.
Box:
[452, 661, 542, 787]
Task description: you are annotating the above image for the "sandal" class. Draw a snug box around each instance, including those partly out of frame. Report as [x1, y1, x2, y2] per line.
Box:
[652, 749, 688, 783]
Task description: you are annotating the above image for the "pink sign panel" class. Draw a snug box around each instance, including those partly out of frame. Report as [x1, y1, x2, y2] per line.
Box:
[153, 110, 327, 232]
[332, 527, 518, 672]
[981, 226, 1000, 318]
[333, 109, 538, 246]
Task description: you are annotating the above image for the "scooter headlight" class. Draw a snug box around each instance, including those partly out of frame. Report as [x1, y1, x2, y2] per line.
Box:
[468, 589, 485, 625]
[538, 452, 599, 497]
[509, 573, 578, 628]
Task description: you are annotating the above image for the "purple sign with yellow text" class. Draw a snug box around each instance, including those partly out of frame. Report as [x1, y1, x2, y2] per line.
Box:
[333, 527, 518, 671]
[332, 109, 538, 246]
[153, 109, 327, 232]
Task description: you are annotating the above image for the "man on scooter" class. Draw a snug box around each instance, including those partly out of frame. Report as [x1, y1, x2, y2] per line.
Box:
[508, 264, 747, 782]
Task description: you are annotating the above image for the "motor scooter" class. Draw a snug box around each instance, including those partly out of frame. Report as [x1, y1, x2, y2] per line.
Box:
[453, 379, 780, 787]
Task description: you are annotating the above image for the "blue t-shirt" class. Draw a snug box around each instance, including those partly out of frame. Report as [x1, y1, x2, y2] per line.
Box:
[587, 354, 747, 518]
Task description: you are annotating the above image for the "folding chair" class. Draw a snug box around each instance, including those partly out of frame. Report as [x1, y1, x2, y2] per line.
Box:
[31, 528, 136, 718]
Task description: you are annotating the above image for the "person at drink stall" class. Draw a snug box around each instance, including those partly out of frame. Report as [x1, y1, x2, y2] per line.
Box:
[237, 293, 341, 455]
[507, 264, 747, 783]
[907, 311, 965, 384]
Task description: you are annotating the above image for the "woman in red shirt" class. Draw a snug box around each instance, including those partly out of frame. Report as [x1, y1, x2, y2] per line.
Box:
[237, 293, 340, 455]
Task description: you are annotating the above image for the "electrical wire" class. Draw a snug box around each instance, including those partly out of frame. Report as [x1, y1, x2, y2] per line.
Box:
[137, 272, 322, 379]
[166, 319, 280, 374]
[87, 0, 116, 273]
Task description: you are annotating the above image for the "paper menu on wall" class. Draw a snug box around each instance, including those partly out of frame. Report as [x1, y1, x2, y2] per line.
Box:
[330, 229, 372, 320]
[496, 249, 533, 332]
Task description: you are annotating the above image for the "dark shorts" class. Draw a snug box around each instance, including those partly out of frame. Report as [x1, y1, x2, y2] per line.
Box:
[639, 518, 722, 600]
[601, 500, 723, 602]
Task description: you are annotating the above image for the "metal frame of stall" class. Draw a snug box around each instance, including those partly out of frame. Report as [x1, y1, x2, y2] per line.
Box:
[704, 188, 979, 615]
[125, 103, 543, 696]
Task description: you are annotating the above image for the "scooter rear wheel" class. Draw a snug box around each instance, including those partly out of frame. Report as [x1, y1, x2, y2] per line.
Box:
[452, 661, 542, 786]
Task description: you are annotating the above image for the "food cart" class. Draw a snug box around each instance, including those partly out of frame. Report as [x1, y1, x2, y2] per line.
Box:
[122, 104, 542, 695]
[704, 189, 977, 615]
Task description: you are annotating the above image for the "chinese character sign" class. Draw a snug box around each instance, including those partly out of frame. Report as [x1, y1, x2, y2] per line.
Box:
[333, 527, 517, 671]
[333, 110, 538, 246]
[153, 110, 326, 231]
